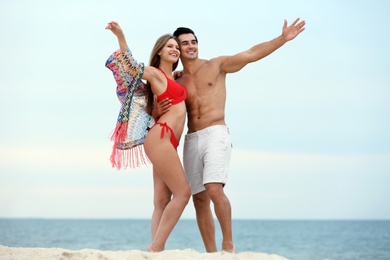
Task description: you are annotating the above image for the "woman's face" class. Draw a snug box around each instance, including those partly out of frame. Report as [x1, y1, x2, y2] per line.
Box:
[159, 38, 180, 63]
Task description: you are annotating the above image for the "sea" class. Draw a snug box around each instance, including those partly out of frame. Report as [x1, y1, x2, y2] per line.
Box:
[0, 219, 389, 260]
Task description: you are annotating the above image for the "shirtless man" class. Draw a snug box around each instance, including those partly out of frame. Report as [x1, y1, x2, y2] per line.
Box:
[158, 18, 306, 252]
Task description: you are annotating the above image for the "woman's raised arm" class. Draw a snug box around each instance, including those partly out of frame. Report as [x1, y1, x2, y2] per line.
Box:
[106, 21, 128, 52]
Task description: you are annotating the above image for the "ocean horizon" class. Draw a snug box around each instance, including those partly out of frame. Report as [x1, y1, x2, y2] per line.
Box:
[1, 218, 389, 260]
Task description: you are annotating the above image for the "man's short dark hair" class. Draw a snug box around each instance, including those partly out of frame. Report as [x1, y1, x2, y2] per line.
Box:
[173, 27, 198, 43]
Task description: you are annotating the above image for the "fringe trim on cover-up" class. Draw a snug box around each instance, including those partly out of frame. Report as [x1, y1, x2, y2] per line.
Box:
[109, 122, 151, 170]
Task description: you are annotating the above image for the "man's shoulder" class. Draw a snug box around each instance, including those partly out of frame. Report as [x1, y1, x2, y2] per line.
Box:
[199, 57, 225, 68]
[208, 56, 225, 62]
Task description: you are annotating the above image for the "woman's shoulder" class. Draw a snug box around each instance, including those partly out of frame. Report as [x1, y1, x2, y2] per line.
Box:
[144, 66, 165, 81]
[144, 67, 168, 95]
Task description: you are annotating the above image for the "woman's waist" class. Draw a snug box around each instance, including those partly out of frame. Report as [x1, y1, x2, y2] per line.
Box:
[159, 104, 186, 121]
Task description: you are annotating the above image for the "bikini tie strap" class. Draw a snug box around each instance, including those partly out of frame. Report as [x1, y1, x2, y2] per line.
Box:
[155, 122, 179, 149]
[159, 122, 169, 138]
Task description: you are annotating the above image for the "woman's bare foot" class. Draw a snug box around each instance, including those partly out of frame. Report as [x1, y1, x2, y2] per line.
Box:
[222, 244, 235, 253]
[147, 243, 164, 252]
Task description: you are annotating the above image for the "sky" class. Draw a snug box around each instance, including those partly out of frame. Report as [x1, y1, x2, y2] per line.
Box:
[0, 0, 389, 220]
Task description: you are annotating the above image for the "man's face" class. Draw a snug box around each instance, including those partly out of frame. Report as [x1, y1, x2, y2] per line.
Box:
[178, 33, 198, 60]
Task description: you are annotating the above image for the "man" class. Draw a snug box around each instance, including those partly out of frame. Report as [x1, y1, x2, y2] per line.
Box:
[159, 18, 305, 252]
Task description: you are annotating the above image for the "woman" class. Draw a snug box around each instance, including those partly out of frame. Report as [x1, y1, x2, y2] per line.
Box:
[105, 21, 191, 252]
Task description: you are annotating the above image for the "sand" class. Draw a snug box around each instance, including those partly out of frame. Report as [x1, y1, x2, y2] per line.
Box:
[0, 245, 287, 260]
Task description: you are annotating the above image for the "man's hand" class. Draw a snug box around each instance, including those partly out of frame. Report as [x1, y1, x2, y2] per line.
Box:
[282, 18, 306, 41]
[152, 95, 172, 120]
[173, 70, 183, 80]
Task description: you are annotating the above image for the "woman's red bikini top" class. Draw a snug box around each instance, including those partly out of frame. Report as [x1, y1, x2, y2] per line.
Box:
[157, 69, 186, 104]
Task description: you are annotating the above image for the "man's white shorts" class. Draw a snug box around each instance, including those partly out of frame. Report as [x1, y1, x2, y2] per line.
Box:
[183, 125, 232, 195]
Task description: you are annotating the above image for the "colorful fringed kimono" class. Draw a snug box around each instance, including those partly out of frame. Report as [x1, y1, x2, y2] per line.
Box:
[105, 48, 154, 169]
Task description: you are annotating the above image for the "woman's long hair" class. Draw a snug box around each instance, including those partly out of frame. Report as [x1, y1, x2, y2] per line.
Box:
[145, 34, 180, 116]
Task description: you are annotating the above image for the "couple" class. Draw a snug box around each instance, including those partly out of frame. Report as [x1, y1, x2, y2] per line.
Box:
[105, 19, 306, 253]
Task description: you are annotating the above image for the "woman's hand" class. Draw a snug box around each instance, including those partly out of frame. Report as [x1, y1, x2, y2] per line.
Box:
[105, 21, 124, 38]
[105, 21, 128, 52]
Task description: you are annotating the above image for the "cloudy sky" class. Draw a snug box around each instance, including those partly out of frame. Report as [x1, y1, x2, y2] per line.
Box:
[0, 0, 389, 220]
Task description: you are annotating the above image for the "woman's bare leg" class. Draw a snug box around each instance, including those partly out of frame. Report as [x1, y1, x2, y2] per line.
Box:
[144, 131, 191, 252]
[151, 167, 171, 239]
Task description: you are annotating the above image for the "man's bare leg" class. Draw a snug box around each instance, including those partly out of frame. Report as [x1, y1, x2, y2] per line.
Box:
[193, 191, 217, 252]
[205, 183, 235, 253]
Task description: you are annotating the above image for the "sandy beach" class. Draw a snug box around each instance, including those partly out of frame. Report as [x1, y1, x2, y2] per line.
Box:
[0, 245, 287, 260]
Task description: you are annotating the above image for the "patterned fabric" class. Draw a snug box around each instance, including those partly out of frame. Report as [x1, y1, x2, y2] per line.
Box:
[105, 48, 154, 169]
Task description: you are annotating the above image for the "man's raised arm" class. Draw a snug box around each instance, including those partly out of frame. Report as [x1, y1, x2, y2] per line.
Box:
[221, 18, 306, 73]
